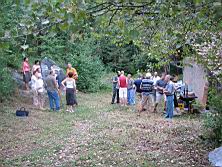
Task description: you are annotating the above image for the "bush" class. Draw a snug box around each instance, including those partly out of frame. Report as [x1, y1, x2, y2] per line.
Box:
[0, 58, 15, 102]
[67, 38, 107, 92]
[204, 90, 222, 145]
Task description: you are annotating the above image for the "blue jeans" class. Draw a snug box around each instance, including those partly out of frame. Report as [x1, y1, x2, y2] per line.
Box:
[166, 95, 174, 119]
[47, 90, 60, 111]
[127, 89, 135, 105]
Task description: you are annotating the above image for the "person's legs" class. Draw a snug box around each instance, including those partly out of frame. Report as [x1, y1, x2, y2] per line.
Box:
[123, 88, 128, 106]
[74, 92, 78, 105]
[148, 94, 154, 112]
[154, 93, 164, 112]
[116, 89, 120, 103]
[33, 90, 38, 107]
[51, 91, 60, 111]
[131, 89, 136, 105]
[111, 88, 117, 104]
[37, 93, 41, 109]
[39, 92, 45, 109]
[47, 91, 54, 110]
[166, 96, 174, 119]
[141, 94, 148, 112]
[169, 96, 174, 118]
[119, 88, 124, 105]
[127, 89, 130, 104]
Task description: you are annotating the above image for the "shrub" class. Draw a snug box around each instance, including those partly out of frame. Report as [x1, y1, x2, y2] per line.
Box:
[204, 90, 222, 145]
[0, 58, 15, 102]
[67, 38, 107, 92]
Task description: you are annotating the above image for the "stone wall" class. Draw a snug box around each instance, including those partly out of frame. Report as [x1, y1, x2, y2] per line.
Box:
[183, 58, 208, 106]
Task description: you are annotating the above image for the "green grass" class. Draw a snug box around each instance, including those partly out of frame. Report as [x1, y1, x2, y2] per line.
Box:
[0, 92, 213, 167]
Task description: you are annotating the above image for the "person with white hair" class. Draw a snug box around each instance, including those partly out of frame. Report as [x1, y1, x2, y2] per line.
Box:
[164, 75, 175, 120]
[139, 73, 154, 113]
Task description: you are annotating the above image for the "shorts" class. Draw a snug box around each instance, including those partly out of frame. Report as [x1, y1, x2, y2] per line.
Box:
[119, 88, 127, 98]
[23, 71, 31, 83]
[156, 92, 165, 103]
[141, 93, 154, 107]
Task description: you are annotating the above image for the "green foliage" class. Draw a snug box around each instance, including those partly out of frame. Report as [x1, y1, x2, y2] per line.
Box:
[0, 0, 221, 96]
[0, 58, 15, 101]
[67, 38, 106, 92]
[204, 90, 222, 145]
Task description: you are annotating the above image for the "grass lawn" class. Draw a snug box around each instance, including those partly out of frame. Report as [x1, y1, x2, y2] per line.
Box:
[0, 92, 212, 167]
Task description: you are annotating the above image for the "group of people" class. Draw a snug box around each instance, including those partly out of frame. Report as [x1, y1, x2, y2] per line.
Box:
[22, 57, 78, 112]
[111, 71, 176, 119]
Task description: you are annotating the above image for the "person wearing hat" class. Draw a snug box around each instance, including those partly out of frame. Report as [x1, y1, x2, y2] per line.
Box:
[139, 73, 154, 113]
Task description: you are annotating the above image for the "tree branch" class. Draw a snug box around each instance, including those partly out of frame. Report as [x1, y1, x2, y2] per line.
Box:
[108, 8, 119, 26]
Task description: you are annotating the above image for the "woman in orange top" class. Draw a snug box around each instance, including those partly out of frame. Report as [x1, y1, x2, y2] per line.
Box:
[66, 63, 78, 80]
[22, 57, 31, 90]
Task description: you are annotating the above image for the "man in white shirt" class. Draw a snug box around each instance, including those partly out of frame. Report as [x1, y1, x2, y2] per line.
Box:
[152, 72, 160, 85]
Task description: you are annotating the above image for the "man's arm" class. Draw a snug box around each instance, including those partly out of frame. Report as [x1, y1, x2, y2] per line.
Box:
[61, 78, 66, 88]
[156, 81, 164, 91]
[112, 77, 117, 83]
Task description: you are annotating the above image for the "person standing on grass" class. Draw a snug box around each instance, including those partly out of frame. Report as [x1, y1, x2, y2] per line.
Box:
[34, 68, 45, 110]
[139, 73, 154, 113]
[66, 63, 78, 80]
[152, 72, 160, 106]
[153, 73, 167, 113]
[152, 72, 160, 85]
[22, 57, 31, 90]
[111, 71, 121, 104]
[134, 74, 143, 99]
[118, 71, 128, 106]
[45, 70, 60, 111]
[127, 74, 135, 105]
[61, 72, 77, 112]
[66, 63, 78, 105]
[31, 70, 38, 106]
[164, 75, 175, 120]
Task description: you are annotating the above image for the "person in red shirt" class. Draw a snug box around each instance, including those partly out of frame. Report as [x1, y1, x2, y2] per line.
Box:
[118, 71, 128, 106]
[22, 57, 31, 90]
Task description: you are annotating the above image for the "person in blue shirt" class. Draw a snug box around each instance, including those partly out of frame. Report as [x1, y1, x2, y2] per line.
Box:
[164, 75, 175, 120]
[134, 74, 143, 98]
[154, 73, 167, 113]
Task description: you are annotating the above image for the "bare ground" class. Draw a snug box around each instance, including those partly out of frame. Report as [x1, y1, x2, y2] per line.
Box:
[0, 92, 213, 167]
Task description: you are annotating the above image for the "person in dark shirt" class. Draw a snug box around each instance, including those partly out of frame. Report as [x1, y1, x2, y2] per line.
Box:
[111, 71, 121, 104]
[139, 73, 154, 113]
[154, 73, 167, 113]
[134, 74, 143, 93]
